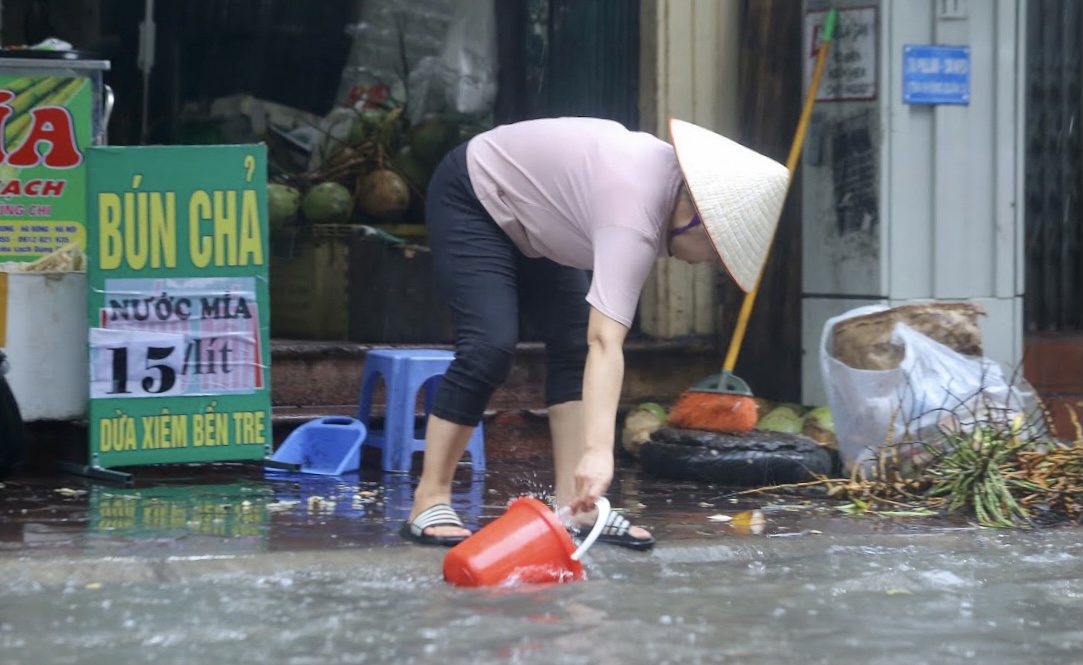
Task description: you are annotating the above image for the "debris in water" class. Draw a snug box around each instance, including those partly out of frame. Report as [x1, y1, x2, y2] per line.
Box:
[266, 500, 299, 513]
[54, 488, 86, 498]
[706, 514, 732, 523]
[307, 496, 336, 513]
[730, 509, 766, 535]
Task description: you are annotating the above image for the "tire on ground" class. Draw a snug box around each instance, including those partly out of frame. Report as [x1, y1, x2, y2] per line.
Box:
[638, 427, 838, 487]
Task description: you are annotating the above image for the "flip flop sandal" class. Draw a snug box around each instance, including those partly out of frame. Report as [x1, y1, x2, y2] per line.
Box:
[569, 510, 655, 552]
[399, 503, 471, 547]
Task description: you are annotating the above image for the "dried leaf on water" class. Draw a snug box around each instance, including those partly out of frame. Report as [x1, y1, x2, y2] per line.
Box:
[730, 509, 766, 534]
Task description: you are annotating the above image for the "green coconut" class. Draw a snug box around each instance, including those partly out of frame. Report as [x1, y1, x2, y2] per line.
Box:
[804, 405, 833, 432]
[755, 406, 804, 434]
[637, 402, 668, 423]
[267, 183, 301, 233]
[802, 405, 837, 450]
[357, 169, 411, 222]
[622, 407, 665, 458]
[777, 402, 809, 417]
[302, 181, 353, 224]
[348, 109, 391, 145]
[391, 147, 433, 192]
[409, 115, 458, 167]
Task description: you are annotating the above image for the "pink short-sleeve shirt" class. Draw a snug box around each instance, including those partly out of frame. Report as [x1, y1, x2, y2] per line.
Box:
[465, 117, 684, 328]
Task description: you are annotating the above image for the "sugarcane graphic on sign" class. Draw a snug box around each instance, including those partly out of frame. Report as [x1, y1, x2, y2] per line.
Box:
[2, 77, 87, 158]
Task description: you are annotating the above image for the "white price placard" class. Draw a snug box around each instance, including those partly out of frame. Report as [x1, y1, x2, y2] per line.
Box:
[89, 328, 188, 399]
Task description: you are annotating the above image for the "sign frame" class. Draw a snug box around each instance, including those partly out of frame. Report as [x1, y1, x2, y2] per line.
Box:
[85, 144, 272, 474]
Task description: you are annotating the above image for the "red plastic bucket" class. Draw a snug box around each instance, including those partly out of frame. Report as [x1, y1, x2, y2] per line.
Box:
[443, 496, 610, 587]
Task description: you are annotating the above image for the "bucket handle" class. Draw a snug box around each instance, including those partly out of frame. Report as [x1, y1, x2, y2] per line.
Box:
[569, 497, 611, 562]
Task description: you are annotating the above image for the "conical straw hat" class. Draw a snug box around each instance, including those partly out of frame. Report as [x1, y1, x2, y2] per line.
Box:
[669, 118, 790, 293]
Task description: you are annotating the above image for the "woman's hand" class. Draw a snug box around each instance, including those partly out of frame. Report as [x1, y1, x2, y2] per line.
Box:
[570, 446, 613, 514]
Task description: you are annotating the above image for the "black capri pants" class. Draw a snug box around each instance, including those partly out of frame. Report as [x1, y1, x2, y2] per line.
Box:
[424, 143, 590, 426]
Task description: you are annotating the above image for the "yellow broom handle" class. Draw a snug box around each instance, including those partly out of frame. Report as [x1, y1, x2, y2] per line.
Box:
[722, 9, 837, 373]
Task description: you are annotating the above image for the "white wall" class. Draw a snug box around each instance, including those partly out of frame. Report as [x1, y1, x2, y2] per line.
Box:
[638, 0, 742, 338]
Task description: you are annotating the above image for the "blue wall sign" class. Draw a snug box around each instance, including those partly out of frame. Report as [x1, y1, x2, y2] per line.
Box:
[903, 45, 971, 105]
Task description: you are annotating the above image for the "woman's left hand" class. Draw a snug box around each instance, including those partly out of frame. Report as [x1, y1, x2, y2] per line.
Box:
[570, 446, 613, 514]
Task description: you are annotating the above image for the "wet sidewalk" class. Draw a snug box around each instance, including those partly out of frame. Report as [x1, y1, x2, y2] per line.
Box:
[3, 406, 848, 561]
[0, 455, 827, 563]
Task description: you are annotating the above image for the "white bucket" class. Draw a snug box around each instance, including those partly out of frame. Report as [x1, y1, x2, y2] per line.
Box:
[1, 270, 88, 421]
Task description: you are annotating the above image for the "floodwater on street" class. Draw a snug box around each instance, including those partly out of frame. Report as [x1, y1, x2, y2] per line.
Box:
[1, 460, 1081, 665]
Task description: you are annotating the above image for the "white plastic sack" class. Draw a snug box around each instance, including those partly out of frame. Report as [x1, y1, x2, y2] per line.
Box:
[820, 305, 1042, 475]
[407, 0, 497, 123]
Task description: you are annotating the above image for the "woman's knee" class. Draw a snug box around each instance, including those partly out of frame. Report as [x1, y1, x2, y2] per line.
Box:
[454, 337, 517, 389]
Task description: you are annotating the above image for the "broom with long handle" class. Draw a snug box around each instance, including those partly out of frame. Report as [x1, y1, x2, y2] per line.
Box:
[667, 8, 838, 434]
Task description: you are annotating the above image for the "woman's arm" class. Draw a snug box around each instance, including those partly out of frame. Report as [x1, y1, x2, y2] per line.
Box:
[569, 306, 629, 514]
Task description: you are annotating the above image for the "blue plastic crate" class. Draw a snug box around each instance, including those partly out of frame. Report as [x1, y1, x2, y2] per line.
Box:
[267, 417, 367, 476]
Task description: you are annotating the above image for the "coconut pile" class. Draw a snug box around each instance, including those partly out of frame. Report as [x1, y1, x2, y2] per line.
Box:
[266, 107, 485, 234]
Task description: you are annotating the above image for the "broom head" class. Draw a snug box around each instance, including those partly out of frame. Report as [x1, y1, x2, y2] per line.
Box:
[667, 389, 759, 434]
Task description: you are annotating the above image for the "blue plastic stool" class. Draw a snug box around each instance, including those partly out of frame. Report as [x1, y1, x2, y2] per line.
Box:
[356, 349, 485, 474]
[266, 417, 367, 476]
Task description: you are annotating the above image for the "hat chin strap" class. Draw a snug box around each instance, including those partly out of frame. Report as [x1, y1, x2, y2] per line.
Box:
[669, 213, 702, 238]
